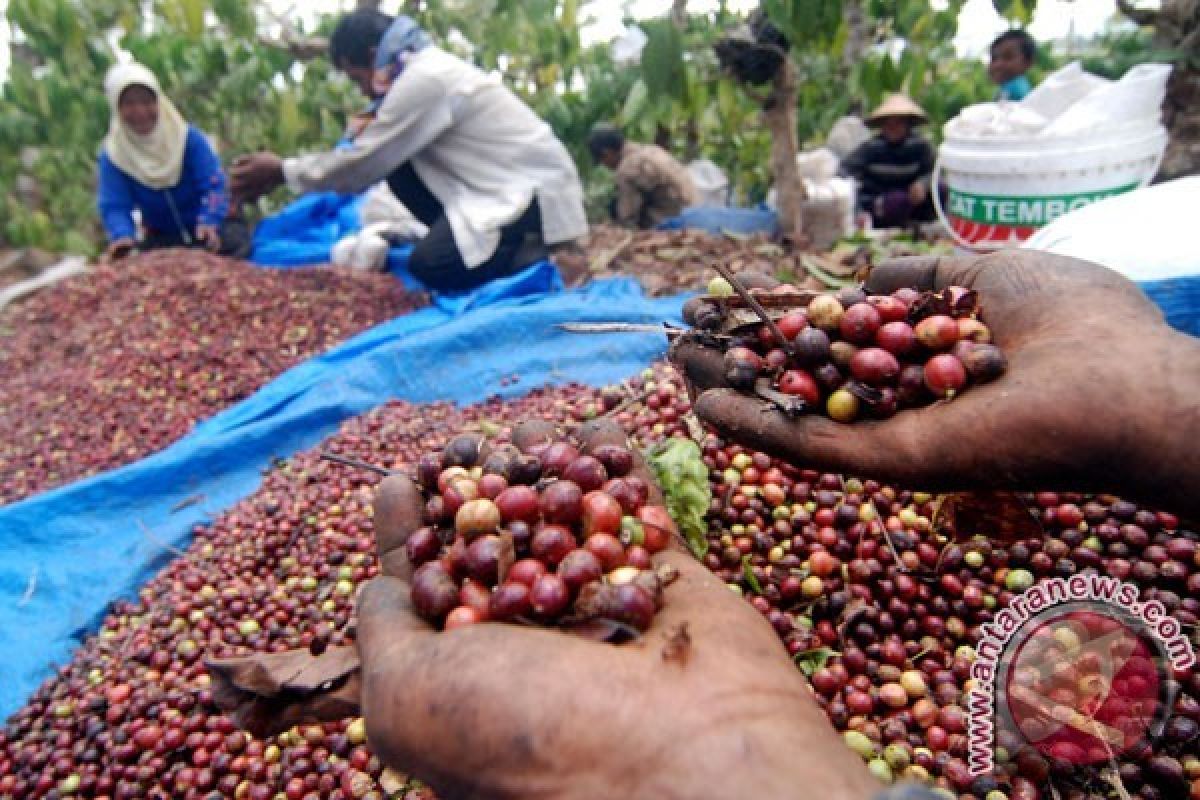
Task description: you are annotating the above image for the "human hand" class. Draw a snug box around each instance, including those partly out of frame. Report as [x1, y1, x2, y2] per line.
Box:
[356, 419, 878, 800]
[102, 237, 135, 263]
[908, 181, 928, 206]
[672, 250, 1199, 516]
[196, 224, 220, 252]
[345, 113, 375, 141]
[230, 152, 285, 203]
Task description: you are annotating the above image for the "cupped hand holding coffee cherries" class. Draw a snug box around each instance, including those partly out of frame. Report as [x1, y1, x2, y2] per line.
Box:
[357, 418, 880, 800]
[673, 250, 1199, 518]
[690, 274, 1007, 424]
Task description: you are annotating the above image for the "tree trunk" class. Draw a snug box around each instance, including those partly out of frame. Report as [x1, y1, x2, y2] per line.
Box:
[763, 60, 805, 246]
[670, 0, 700, 162]
[1120, 0, 1200, 180]
[1159, 58, 1199, 180]
[670, 0, 688, 30]
[841, 0, 869, 75]
[1157, 0, 1199, 180]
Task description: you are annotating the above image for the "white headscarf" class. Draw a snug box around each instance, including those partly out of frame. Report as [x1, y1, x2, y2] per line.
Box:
[103, 63, 189, 189]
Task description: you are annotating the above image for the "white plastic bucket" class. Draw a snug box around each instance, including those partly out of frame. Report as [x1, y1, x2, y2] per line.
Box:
[932, 122, 1167, 251]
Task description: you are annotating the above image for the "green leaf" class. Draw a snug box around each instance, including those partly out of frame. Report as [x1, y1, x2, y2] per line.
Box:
[620, 79, 650, 124]
[801, 256, 856, 288]
[640, 20, 685, 100]
[212, 0, 255, 37]
[646, 438, 711, 559]
[763, 0, 842, 48]
[991, 0, 1034, 25]
[793, 646, 840, 677]
[741, 555, 763, 595]
[61, 230, 97, 256]
[275, 90, 301, 153]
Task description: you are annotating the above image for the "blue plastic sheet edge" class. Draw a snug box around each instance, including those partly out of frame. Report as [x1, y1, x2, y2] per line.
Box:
[248, 193, 783, 273]
[0, 269, 690, 718]
[658, 205, 779, 236]
[1139, 276, 1200, 337]
[249, 192, 367, 267]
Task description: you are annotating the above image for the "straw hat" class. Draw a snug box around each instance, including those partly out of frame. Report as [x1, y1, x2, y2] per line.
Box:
[866, 93, 928, 126]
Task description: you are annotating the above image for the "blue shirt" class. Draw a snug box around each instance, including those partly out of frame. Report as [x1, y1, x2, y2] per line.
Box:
[997, 75, 1032, 102]
[97, 126, 229, 242]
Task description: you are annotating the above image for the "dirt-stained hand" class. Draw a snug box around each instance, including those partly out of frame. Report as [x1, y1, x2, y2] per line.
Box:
[356, 420, 877, 800]
[673, 250, 1199, 517]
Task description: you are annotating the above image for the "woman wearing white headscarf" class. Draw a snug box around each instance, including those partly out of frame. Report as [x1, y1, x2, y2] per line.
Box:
[97, 63, 247, 261]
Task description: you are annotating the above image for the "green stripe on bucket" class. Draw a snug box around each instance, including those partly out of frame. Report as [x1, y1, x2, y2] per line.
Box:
[946, 183, 1139, 227]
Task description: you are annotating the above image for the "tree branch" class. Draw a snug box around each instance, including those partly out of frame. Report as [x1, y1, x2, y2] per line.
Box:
[1116, 0, 1160, 26]
[670, 0, 688, 30]
[260, 7, 329, 61]
[763, 59, 806, 247]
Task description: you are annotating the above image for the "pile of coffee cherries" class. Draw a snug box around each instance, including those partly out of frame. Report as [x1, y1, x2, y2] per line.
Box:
[687, 281, 1008, 422]
[0, 252, 422, 504]
[406, 427, 678, 632]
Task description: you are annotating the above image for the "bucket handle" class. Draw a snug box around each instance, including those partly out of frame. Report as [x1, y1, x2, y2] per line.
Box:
[931, 156, 990, 253]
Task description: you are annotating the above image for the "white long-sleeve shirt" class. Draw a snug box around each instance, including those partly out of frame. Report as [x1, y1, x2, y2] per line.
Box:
[283, 47, 588, 269]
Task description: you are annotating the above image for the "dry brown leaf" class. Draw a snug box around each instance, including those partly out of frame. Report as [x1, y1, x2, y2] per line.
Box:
[933, 492, 1043, 543]
[205, 646, 362, 737]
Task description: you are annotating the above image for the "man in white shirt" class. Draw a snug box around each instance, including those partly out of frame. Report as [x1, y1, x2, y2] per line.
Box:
[232, 10, 587, 291]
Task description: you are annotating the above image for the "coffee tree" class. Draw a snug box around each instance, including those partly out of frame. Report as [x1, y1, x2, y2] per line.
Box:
[0, 0, 1182, 254]
[0, 0, 360, 253]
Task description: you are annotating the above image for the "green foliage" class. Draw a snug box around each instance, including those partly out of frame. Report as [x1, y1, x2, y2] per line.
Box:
[794, 646, 840, 676]
[1078, 27, 1180, 78]
[641, 21, 687, 100]
[0, 0, 1173, 250]
[0, 0, 359, 252]
[786, 0, 986, 146]
[606, 0, 986, 207]
[741, 555, 764, 594]
[763, 0, 843, 49]
[991, 0, 1034, 26]
[647, 438, 712, 559]
[611, 9, 774, 204]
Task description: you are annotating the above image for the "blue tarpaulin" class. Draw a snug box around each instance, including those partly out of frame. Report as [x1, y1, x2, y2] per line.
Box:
[0, 270, 688, 718]
[1140, 278, 1200, 337]
[247, 191, 785, 275]
[250, 192, 368, 268]
[659, 206, 779, 236]
[249, 191, 430, 289]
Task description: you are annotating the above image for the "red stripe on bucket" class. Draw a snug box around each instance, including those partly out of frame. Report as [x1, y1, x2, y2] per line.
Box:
[949, 216, 1036, 247]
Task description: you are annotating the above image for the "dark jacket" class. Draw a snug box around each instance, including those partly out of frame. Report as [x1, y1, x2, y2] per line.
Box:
[841, 133, 934, 211]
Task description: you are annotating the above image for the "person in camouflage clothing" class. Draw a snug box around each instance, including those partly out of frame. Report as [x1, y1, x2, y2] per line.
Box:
[588, 125, 698, 229]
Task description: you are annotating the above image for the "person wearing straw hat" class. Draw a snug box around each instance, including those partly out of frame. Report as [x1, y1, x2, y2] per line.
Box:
[841, 93, 936, 230]
[97, 63, 248, 263]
